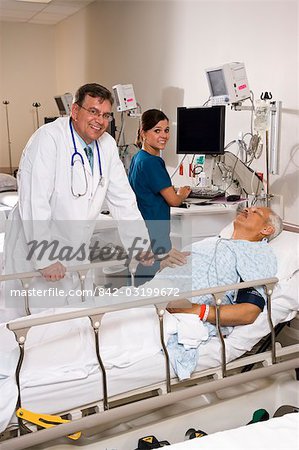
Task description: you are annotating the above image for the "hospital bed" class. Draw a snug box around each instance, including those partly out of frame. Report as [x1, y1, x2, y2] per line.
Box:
[0, 173, 18, 218]
[0, 174, 18, 258]
[0, 225, 298, 449]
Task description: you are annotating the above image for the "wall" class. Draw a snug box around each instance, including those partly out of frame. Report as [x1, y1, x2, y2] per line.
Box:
[0, 22, 57, 170]
[0, 0, 298, 223]
[81, 0, 299, 223]
[55, 8, 89, 95]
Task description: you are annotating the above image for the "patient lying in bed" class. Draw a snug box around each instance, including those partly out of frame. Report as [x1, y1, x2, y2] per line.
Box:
[163, 206, 282, 326]
[156, 206, 283, 378]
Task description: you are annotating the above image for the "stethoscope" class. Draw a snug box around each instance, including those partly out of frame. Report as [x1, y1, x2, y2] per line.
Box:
[69, 119, 104, 198]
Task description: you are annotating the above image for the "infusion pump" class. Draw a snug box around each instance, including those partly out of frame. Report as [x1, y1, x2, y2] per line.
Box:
[205, 62, 250, 105]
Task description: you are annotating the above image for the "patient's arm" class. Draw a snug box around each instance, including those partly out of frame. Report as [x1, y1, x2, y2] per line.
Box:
[167, 302, 261, 326]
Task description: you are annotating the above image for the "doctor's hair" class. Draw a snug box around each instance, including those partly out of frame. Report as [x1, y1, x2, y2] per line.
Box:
[74, 83, 114, 106]
[136, 109, 169, 149]
[267, 210, 283, 241]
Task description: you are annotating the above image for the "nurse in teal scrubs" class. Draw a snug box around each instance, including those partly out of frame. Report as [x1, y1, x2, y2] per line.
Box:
[129, 109, 191, 284]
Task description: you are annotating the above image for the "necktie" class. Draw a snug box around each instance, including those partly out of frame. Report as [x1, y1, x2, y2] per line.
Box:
[84, 146, 93, 173]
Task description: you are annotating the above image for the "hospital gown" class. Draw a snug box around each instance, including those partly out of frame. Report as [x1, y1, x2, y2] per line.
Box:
[156, 237, 277, 379]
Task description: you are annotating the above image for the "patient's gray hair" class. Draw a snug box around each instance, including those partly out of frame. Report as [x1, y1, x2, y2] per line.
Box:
[268, 209, 283, 241]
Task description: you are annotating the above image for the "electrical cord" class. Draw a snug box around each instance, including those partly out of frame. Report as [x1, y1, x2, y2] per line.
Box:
[249, 90, 255, 136]
[202, 96, 211, 106]
[192, 164, 204, 176]
[116, 111, 125, 146]
[217, 145, 241, 194]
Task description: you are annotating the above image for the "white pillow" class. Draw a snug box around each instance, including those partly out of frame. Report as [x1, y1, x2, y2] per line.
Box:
[219, 222, 233, 239]
[0, 192, 18, 208]
[0, 174, 17, 192]
[270, 230, 299, 280]
[219, 225, 299, 281]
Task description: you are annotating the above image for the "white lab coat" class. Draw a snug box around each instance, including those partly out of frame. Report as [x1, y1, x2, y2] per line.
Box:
[2, 117, 149, 320]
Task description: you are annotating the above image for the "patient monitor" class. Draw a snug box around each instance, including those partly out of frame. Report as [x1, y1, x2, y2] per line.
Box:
[205, 62, 250, 105]
[54, 93, 73, 116]
[112, 84, 137, 112]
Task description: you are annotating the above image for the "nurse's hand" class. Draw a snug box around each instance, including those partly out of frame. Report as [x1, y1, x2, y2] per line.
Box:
[177, 186, 191, 200]
[39, 262, 66, 281]
[136, 251, 155, 266]
[159, 248, 190, 270]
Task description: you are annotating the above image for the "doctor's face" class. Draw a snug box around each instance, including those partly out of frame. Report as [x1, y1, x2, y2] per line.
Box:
[71, 95, 112, 144]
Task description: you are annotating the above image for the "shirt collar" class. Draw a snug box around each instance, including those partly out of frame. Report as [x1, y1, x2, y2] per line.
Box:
[73, 127, 95, 151]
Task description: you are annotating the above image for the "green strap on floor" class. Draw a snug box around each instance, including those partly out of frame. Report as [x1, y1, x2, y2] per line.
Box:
[247, 408, 270, 424]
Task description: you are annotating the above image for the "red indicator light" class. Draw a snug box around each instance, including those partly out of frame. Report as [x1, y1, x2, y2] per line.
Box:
[238, 84, 247, 90]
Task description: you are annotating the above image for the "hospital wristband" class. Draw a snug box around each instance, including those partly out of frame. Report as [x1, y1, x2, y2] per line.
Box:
[198, 305, 206, 321]
[202, 305, 210, 322]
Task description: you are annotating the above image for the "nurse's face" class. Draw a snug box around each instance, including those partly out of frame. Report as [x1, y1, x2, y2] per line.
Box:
[142, 120, 170, 152]
[71, 95, 112, 144]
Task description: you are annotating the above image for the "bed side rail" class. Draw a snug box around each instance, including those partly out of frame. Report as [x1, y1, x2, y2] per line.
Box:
[5, 266, 278, 409]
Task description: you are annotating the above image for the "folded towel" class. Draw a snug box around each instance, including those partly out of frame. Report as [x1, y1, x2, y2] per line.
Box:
[174, 313, 209, 349]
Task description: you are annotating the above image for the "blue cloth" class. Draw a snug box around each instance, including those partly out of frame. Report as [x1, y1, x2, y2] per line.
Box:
[156, 237, 277, 379]
[157, 237, 277, 302]
[236, 284, 265, 310]
[129, 150, 172, 254]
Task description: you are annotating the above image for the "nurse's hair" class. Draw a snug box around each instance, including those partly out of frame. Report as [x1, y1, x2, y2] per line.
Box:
[74, 83, 114, 106]
[136, 109, 169, 149]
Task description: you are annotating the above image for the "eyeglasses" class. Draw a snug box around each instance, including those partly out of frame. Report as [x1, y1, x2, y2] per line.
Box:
[78, 104, 113, 122]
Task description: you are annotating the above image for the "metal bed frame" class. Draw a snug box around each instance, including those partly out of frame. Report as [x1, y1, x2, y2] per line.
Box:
[1, 261, 298, 449]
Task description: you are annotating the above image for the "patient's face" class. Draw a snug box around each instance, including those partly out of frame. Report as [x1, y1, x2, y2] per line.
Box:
[235, 207, 270, 234]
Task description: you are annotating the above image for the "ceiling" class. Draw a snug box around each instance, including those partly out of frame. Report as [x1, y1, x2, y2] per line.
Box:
[0, 0, 96, 25]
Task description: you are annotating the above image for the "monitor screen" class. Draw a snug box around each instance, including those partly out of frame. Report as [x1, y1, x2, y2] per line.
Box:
[176, 106, 226, 155]
[54, 96, 67, 115]
[207, 70, 228, 97]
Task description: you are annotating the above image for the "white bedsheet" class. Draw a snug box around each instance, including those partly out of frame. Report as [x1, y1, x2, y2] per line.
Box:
[0, 271, 298, 433]
[0, 232, 4, 269]
[166, 413, 299, 450]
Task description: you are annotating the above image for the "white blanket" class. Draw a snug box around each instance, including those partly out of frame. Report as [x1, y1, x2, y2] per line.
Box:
[166, 413, 299, 450]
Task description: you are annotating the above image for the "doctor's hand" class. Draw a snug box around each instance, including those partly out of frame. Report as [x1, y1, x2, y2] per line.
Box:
[159, 248, 190, 271]
[39, 262, 66, 281]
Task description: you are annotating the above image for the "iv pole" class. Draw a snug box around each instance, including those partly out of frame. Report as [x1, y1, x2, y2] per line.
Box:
[2, 100, 13, 176]
[32, 102, 41, 129]
[233, 100, 281, 206]
[265, 130, 270, 207]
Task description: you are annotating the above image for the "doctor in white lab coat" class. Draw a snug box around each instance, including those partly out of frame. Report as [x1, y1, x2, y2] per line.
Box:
[1, 83, 151, 320]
